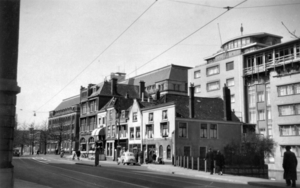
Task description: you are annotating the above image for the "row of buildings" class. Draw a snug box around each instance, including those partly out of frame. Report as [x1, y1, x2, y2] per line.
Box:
[48, 32, 300, 180]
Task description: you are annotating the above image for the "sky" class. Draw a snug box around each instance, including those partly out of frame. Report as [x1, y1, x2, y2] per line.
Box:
[16, 0, 300, 127]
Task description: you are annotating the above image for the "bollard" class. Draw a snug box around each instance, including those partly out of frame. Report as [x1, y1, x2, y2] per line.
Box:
[197, 157, 200, 171]
[191, 157, 194, 170]
[179, 156, 181, 167]
[186, 156, 188, 169]
[204, 159, 207, 172]
[183, 156, 185, 168]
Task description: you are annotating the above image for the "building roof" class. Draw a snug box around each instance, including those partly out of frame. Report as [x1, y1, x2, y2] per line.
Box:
[119, 64, 191, 85]
[222, 32, 282, 47]
[100, 96, 134, 112]
[89, 81, 140, 98]
[54, 95, 80, 111]
[244, 38, 300, 56]
[142, 94, 240, 122]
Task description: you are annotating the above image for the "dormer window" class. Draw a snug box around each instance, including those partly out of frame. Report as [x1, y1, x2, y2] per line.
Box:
[162, 110, 167, 120]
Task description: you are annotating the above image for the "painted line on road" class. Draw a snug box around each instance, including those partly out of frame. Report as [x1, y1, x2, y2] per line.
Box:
[30, 159, 149, 188]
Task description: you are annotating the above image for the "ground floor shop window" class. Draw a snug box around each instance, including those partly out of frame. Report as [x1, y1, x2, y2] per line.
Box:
[159, 145, 163, 158]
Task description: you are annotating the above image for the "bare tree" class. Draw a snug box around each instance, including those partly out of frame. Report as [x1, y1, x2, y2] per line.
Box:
[48, 121, 72, 153]
[13, 122, 32, 155]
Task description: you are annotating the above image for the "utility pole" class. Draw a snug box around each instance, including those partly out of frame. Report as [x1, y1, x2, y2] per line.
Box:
[0, 1, 21, 187]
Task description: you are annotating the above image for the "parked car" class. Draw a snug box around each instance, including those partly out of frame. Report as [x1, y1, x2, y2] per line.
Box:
[117, 151, 136, 165]
[13, 149, 20, 157]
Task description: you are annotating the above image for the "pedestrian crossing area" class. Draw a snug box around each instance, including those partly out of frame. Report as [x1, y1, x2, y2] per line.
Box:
[32, 157, 50, 164]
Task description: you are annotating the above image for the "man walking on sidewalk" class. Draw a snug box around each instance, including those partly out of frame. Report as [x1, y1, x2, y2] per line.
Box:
[205, 148, 215, 175]
[283, 146, 297, 187]
[215, 150, 225, 175]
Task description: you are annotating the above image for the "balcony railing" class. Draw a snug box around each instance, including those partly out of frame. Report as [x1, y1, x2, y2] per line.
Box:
[244, 53, 299, 75]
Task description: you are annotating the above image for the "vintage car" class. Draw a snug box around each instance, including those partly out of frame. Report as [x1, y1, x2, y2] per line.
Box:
[13, 149, 20, 157]
[117, 151, 136, 165]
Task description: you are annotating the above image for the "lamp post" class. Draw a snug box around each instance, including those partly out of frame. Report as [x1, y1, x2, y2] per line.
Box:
[29, 127, 34, 155]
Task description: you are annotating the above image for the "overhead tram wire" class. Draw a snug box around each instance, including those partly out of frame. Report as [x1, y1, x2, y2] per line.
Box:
[127, 0, 247, 77]
[169, 0, 300, 9]
[35, 0, 158, 112]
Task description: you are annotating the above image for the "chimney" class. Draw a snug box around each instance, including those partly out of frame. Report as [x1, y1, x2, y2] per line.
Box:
[125, 92, 129, 99]
[139, 81, 145, 99]
[223, 84, 232, 121]
[189, 83, 195, 118]
[141, 92, 144, 102]
[111, 78, 117, 96]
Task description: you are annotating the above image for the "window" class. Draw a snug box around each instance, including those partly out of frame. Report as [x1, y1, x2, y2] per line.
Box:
[231, 94, 235, 103]
[82, 103, 87, 114]
[226, 78, 234, 87]
[178, 122, 187, 138]
[112, 125, 115, 137]
[162, 110, 168, 120]
[248, 86, 256, 108]
[280, 125, 300, 136]
[132, 112, 137, 122]
[207, 81, 220, 91]
[98, 118, 101, 125]
[278, 83, 300, 96]
[90, 101, 95, 112]
[266, 86, 271, 105]
[257, 91, 265, 102]
[194, 70, 201, 79]
[195, 85, 201, 93]
[136, 127, 140, 139]
[267, 107, 272, 120]
[200, 123, 207, 138]
[102, 117, 105, 124]
[161, 122, 169, 137]
[258, 110, 265, 120]
[109, 110, 113, 120]
[278, 104, 300, 116]
[107, 126, 111, 137]
[210, 124, 217, 138]
[130, 128, 134, 139]
[145, 124, 153, 138]
[149, 113, 153, 122]
[167, 145, 171, 159]
[226, 62, 234, 71]
[249, 109, 256, 124]
[280, 145, 300, 157]
[207, 66, 219, 76]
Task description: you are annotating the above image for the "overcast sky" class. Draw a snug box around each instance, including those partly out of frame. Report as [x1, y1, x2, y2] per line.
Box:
[16, 0, 300, 127]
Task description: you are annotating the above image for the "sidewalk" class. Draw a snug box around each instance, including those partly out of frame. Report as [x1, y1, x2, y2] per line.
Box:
[144, 164, 287, 188]
[15, 179, 51, 188]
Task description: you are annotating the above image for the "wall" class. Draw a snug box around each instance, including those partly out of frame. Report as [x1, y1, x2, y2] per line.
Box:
[268, 70, 300, 180]
[188, 55, 245, 122]
[174, 119, 242, 157]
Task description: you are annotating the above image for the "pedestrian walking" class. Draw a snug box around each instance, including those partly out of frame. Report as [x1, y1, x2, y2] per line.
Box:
[72, 148, 76, 160]
[215, 150, 225, 175]
[95, 145, 100, 167]
[283, 146, 298, 187]
[76, 149, 81, 160]
[60, 148, 65, 158]
[205, 148, 215, 175]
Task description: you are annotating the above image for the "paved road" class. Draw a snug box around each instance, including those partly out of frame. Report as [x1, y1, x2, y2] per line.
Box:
[13, 156, 264, 188]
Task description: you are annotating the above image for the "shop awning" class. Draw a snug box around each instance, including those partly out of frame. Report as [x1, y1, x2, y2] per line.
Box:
[91, 127, 105, 136]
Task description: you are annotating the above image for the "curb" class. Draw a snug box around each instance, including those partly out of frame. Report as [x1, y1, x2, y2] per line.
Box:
[248, 182, 286, 188]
